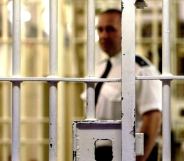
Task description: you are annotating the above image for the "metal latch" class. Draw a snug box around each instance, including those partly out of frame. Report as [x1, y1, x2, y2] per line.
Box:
[73, 121, 144, 161]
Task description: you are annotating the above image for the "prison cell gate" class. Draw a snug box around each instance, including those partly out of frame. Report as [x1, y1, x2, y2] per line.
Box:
[1, 0, 184, 161]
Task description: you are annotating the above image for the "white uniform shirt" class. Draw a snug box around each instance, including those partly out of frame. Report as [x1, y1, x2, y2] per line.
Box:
[81, 53, 162, 128]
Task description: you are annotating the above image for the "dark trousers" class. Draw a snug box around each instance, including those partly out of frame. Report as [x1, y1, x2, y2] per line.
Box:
[146, 143, 159, 161]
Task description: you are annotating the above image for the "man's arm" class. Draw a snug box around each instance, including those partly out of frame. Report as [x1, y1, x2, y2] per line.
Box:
[136, 110, 162, 161]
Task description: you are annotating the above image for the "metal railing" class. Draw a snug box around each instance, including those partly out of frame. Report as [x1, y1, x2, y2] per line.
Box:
[1, 0, 184, 161]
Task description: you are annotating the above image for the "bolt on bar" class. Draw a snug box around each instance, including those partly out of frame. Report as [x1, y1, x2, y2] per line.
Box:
[121, 0, 136, 160]
[86, 0, 96, 119]
[49, 0, 58, 161]
[162, 0, 171, 160]
[12, 1, 21, 161]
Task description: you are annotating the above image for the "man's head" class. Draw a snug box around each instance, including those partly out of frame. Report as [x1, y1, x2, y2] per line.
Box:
[96, 9, 122, 57]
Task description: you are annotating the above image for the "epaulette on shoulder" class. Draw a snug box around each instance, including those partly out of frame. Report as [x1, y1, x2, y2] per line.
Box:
[135, 55, 149, 67]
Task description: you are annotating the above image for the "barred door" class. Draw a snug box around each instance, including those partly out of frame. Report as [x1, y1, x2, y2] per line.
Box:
[0, 0, 184, 161]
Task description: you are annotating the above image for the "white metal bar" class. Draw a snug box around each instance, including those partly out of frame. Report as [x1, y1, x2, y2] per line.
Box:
[0, 77, 121, 82]
[162, 0, 171, 74]
[49, 0, 58, 161]
[12, 0, 21, 161]
[87, 0, 95, 77]
[121, 0, 136, 160]
[12, 0, 21, 75]
[50, 0, 58, 75]
[86, 0, 95, 119]
[162, 81, 171, 161]
[49, 82, 58, 161]
[136, 75, 184, 80]
[162, 0, 171, 160]
[12, 82, 21, 161]
[1, 75, 184, 82]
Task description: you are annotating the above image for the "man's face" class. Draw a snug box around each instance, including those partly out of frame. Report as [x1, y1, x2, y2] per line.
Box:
[97, 13, 121, 57]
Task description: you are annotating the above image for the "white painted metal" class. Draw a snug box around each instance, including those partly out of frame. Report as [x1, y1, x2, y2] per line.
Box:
[162, 81, 171, 161]
[12, 0, 21, 75]
[50, 0, 58, 75]
[73, 121, 122, 161]
[135, 133, 144, 156]
[121, 0, 136, 160]
[1, 75, 184, 82]
[162, 0, 171, 160]
[12, 1, 21, 161]
[0, 77, 121, 82]
[162, 0, 171, 74]
[73, 122, 144, 160]
[12, 83, 21, 161]
[49, 0, 58, 161]
[136, 75, 184, 80]
[49, 83, 58, 161]
[86, 0, 96, 119]
[87, 0, 95, 76]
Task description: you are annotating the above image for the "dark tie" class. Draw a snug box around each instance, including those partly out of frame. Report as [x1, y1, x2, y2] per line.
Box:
[95, 59, 112, 106]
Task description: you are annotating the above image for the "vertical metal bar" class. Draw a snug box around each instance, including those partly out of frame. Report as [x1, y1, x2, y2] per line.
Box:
[121, 0, 136, 160]
[12, 82, 21, 161]
[86, 0, 95, 119]
[162, 0, 171, 160]
[162, 81, 171, 161]
[12, 0, 21, 75]
[162, 0, 171, 73]
[50, 0, 58, 75]
[12, 0, 21, 161]
[49, 83, 58, 161]
[57, 1, 65, 160]
[49, 0, 58, 161]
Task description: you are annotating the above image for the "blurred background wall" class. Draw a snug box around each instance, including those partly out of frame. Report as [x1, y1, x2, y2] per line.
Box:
[0, 0, 184, 161]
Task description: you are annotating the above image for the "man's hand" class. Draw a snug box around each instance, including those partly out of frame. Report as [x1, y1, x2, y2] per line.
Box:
[136, 110, 162, 161]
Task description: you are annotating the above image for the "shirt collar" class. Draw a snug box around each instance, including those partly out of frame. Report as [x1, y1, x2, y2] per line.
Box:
[98, 52, 122, 65]
[109, 52, 122, 65]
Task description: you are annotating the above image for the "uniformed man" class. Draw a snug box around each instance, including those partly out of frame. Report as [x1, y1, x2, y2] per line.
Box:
[82, 9, 162, 161]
